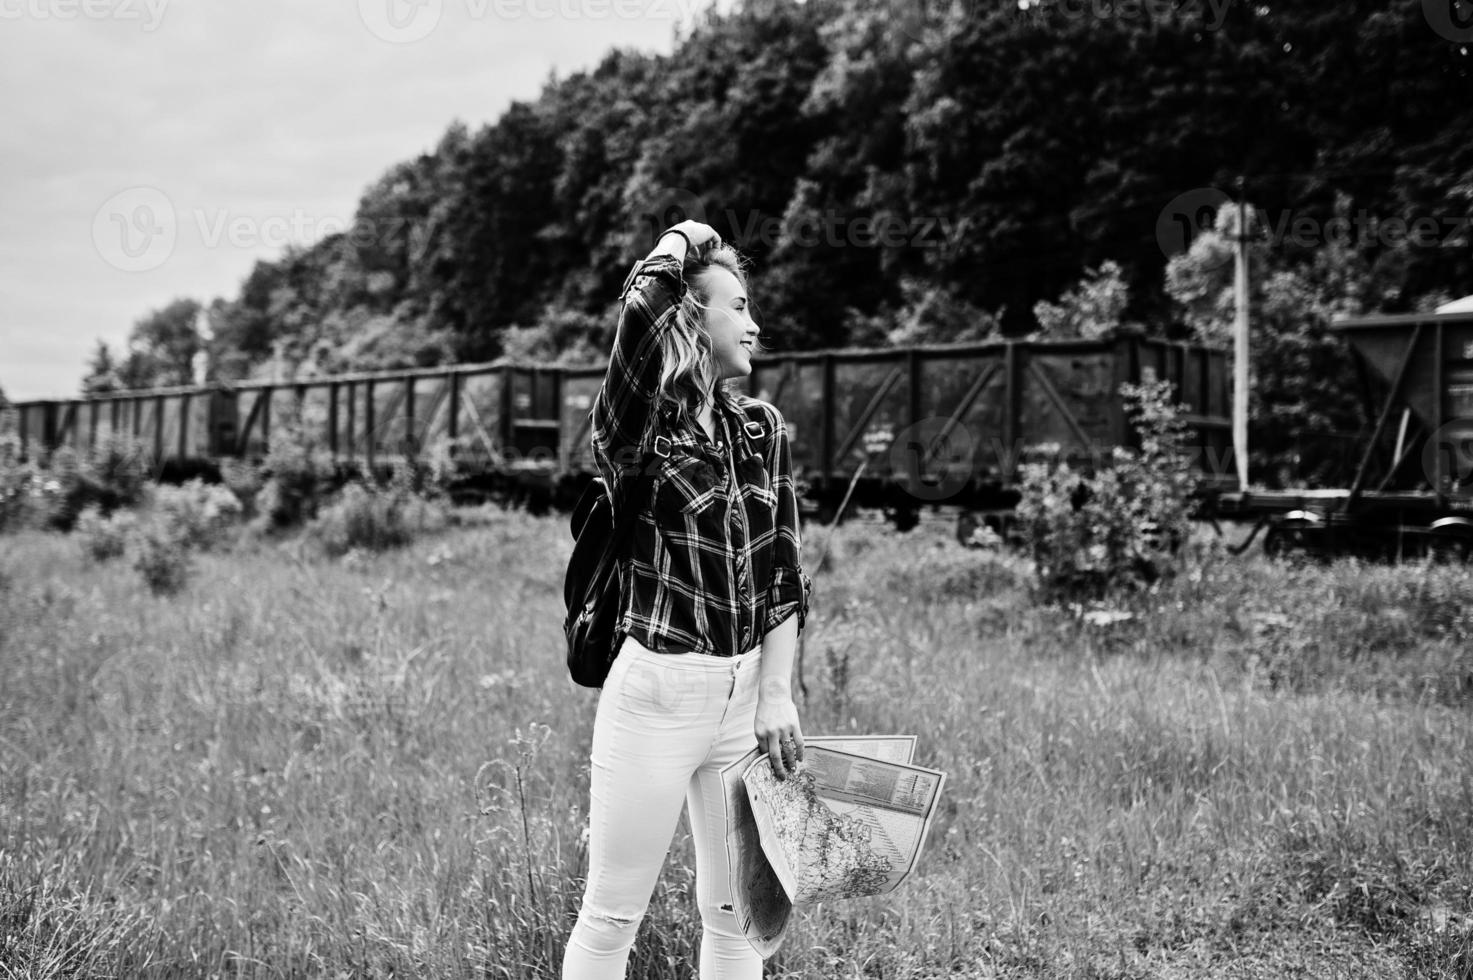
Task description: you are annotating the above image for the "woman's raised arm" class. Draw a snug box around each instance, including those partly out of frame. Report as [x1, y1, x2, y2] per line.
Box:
[591, 222, 720, 486]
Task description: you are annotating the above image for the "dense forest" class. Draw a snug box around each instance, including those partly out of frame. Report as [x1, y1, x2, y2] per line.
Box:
[80, 0, 1472, 483]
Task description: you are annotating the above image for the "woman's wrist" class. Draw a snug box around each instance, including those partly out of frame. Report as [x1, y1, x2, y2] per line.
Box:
[652, 228, 692, 259]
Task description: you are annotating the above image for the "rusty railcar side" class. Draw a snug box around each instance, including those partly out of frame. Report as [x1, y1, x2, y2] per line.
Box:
[748, 336, 1232, 524]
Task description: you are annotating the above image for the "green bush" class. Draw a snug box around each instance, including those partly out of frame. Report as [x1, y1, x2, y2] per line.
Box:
[130, 521, 193, 596]
[151, 479, 243, 551]
[0, 435, 44, 533]
[307, 473, 450, 559]
[255, 418, 336, 530]
[4, 435, 151, 532]
[83, 434, 149, 511]
[74, 506, 135, 562]
[1015, 378, 1196, 602]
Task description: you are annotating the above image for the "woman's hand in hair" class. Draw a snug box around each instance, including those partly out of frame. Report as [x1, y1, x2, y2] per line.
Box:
[653, 220, 721, 260]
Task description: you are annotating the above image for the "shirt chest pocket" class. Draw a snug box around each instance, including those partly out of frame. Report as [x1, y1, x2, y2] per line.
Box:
[657, 453, 725, 517]
[737, 454, 777, 516]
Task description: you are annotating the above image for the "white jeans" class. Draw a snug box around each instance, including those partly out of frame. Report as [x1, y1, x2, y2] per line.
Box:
[563, 637, 764, 980]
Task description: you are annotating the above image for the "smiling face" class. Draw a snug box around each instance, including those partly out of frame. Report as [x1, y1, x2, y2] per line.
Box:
[698, 266, 760, 381]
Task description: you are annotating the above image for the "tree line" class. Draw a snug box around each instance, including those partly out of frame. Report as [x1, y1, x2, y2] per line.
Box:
[81, 0, 1472, 486]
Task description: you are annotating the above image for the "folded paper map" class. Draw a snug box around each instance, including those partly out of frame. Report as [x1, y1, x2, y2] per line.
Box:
[720, 735, 946, 956]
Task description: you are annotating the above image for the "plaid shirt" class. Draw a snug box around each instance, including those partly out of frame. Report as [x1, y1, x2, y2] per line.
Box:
[592, 253, 810, 658]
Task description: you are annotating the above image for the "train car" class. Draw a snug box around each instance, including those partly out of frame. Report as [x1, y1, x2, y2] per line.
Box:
[1216, 307, 1473, 560]
[10, 334, 1234, 526]
[747, 335, 1232, 529]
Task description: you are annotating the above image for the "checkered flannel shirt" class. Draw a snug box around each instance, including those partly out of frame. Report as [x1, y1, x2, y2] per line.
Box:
[591, 253, 811, 658]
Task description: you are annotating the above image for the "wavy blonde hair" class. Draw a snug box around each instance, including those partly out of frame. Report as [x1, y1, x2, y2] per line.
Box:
[656, 243, 755, 426]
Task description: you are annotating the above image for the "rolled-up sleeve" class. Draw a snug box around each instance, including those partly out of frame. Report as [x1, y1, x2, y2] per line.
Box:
[763, 408, 811, 634]
[592, 254, 685, 491]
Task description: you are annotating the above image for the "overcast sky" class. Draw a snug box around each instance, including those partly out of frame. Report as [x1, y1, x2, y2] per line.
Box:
[0, 0, 698, 402]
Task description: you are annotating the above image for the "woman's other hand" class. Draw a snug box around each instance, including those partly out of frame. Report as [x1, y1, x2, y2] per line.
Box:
[755, 679, 804, 780]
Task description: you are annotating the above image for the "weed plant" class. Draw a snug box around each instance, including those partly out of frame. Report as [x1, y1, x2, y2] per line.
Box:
[1015, 379, 1197, 602]
[74, 505, 135, 563]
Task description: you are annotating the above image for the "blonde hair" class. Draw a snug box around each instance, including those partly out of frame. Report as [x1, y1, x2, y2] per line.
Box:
[656, 243, 752, 426]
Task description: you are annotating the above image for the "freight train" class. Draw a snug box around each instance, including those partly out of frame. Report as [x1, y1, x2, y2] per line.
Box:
[1215, 307, 1473, 560]
[7, 335, 1233, 531]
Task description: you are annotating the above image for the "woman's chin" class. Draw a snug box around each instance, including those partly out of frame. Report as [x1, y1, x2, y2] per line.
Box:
[720, 358, 753, 381]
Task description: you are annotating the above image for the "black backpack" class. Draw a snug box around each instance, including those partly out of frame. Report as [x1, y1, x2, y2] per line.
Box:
[562, 406, 769, 688]
[562, 442, 662, 688]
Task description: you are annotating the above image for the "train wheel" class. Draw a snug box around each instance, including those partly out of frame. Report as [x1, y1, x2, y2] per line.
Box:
[1428, 529, 1473, 564]
[955, 511, 979, 547]
[1265, 522, 1336, 562]
[888, 506, 920, 532]
[1263, 524, 1302, 559]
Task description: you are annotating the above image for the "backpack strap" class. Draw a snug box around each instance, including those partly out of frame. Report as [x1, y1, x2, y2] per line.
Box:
[739, 402, 771, 459]
[608, 435, 669, 549]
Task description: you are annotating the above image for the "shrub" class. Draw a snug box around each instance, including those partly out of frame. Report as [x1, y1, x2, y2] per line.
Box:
[307, 474, 450, 559]
[151, 479, 242, 551]
[0, 438, 44, 533]
[1015, 378, 1196, 602]
[83, 434, 149, 510]
[75, 506, 135, 562]
[255, 418, 336, 530]
[130, 521, 193, 596]
[6, 435, 151, 532]
[307, 482, 412, 557]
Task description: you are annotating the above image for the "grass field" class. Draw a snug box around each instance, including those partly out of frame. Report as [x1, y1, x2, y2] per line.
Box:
[3, 511, 1473, 978]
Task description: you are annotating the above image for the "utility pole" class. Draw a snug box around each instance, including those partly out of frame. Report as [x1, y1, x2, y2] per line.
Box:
[1233, 178, 1250, 489]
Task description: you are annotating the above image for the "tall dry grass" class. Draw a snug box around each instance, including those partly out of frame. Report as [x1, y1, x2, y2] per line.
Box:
[2, 512, 1472, 978]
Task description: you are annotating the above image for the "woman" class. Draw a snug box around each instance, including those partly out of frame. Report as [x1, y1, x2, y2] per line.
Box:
[562, 219, 810, 980]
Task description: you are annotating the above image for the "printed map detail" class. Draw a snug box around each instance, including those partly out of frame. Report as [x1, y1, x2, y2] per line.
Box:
[738, 741, 946, 910]
[743, 763, 892, 902]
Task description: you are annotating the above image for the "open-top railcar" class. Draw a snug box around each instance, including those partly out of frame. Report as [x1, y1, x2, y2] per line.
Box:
[1215, 308, 1473, 560]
